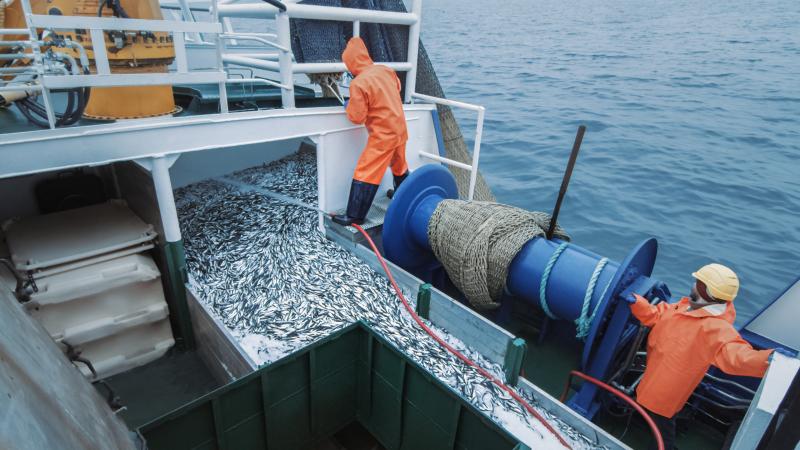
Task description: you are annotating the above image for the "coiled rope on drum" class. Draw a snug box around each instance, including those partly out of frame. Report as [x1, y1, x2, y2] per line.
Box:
[538, 242, 568, 320]
[430, 200, 614, 338]
[575, 258, 613, 339]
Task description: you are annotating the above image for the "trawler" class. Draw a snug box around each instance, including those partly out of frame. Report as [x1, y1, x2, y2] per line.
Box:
[1, 1, 797, 449]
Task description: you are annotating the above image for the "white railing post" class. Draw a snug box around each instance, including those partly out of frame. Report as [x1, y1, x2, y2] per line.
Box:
[19, 0, 55, 128]
[176, 0, 203, 43]
[410, 93, 486, 200]
[404, 0, 422, 103]
[88, 28, 111, 75]
[275, 10, 295, 109]
[219, 0, 238, 44]
[150, 156, 182, 243]
[353, 20, 360, 37]
[211, 0, 229, 113]
[467, 106, 485, 201]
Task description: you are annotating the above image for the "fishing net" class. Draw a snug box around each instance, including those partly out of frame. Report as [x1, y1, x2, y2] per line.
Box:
[428, 200, 569, 310]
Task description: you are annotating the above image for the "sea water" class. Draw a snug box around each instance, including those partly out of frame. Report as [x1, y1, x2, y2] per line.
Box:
[421, 0, 800, 325]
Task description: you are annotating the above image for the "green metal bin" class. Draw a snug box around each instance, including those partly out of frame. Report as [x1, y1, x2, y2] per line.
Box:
[139, 321, 529, 450]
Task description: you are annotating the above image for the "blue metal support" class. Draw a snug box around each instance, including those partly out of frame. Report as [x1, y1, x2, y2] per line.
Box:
[383, 165, 663, 418]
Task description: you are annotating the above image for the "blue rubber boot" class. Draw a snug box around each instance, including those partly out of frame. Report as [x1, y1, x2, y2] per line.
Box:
[387, 170, 410, 199]
[332, 180, 379, 226]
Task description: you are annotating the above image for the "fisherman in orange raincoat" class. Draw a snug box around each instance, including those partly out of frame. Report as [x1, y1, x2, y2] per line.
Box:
[624, 263, 790, 450]
[332, 37, 410, 226]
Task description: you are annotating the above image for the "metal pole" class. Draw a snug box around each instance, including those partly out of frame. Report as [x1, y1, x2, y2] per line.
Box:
[546, 125, 586, 240]
[176, 0, 203, 42]
[467, 106, 485, 201]
[316, 133, 328, 233]
[149, 155, 195, 349]
[403, 0, 422, 103]
[151, 157, 182, 243]
[19, 0, 55, 128]
[275, 11, 295, 108]
[211, 0, 229, 113]
[353, 20, 360, 37]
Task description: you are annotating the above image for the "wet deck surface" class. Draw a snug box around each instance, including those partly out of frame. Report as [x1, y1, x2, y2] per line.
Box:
[98, 349, 220, 429]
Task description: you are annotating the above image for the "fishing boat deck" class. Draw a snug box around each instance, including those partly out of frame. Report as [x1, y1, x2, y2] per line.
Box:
[0, 81, 325, 137]
[98, 349, 220, 430]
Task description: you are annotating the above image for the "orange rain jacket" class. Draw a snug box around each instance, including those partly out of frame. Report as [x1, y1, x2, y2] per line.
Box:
[630, 294, 773, 418]
[342, 37, 409, 185]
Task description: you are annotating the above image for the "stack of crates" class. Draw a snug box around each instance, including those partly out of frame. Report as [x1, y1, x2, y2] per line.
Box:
[2, 200, 174, 379]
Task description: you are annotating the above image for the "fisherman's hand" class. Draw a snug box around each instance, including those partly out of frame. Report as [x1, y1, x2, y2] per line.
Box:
[623, 293, 638, 304]
[771, 347, 797, 361]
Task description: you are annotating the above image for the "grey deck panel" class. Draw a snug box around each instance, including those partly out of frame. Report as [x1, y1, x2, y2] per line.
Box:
[186, 284, 257, 381]
[0, 284, 136, 450]
[744, 278, 800, 349]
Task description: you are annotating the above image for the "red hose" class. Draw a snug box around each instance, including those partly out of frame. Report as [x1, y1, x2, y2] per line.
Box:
[560, 370, 664, 450]
[352, 224, 572, 449]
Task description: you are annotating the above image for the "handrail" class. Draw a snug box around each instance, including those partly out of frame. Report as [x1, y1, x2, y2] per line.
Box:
[217, 3, 417, 25]
[7, 0, 432, 129]
[226, 77, 291, 90]
[216, 0, 423, 108]
[261, 0, 287, 12]
[411, 92, 485, 201]
[4, 0, 230, 128]
[412, 92, 484, 112]
[220, 34, 289, 53]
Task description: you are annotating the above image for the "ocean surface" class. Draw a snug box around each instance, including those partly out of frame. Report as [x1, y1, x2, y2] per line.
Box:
[420, 0, 799, 326]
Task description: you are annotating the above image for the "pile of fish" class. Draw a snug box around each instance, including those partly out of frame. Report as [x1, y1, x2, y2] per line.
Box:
[175, 147, 603, 449]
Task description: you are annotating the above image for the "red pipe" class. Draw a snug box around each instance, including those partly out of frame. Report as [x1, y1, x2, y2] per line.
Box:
[561, 370, 664, 450]
[352, 224, 572, 449]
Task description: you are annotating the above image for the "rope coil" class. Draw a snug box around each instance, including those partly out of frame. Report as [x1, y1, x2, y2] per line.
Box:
[539, 242, 569, 319]
[428, 200, 569, 310]
[575, 258, 613, 339]
[429, 200, 614, 338]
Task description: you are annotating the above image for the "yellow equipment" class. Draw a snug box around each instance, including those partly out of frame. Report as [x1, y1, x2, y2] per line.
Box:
[2, 0, 179, 120]
[692, 263, 740, 302]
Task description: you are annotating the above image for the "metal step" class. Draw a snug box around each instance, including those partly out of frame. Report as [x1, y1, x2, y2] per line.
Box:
[326, 193, 392, 241]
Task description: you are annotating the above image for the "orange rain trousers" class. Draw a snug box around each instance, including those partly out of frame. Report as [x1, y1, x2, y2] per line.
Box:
[342, 37, 409, 185]
[353, 143, 408, 186]
[630, 295, 772, 418]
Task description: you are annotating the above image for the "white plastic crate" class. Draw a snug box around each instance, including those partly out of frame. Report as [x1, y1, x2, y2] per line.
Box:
[3, 200, 157, 271]
[71, 320, 175, 379]
[2, 201, 174, 380]
[26, 254, 169, 346]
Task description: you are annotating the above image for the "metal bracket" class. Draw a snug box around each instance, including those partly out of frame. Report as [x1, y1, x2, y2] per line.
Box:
[133, 154, 180, 172]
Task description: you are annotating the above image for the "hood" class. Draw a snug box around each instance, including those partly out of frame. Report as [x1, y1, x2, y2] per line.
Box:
[342, 37, 373, 75]
[678, 297, 736, 323]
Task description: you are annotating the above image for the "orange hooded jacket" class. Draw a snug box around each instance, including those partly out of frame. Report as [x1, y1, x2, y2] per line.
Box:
[342, 37, 409, 185]
[630, 295, 772, 418]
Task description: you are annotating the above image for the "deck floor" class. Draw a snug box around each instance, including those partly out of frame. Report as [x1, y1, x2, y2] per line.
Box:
[98, 349, 221, 429]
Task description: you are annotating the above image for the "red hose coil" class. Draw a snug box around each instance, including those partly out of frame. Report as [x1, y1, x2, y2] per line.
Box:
[352, 224, 572, 449]
[560, 370, 664, 450]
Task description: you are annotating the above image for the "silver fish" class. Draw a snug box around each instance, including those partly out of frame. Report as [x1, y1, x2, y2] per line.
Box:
[174, 149, 605, 450]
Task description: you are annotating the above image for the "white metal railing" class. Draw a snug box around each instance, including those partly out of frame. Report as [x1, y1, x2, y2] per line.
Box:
[411, 93, 485, 201]
[215, 0, 423, 108]
[4, 0, 487, 187]
[25, 15, 226, 90]
[206, 0, 486, 200]
[0, 0, 230, 129]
